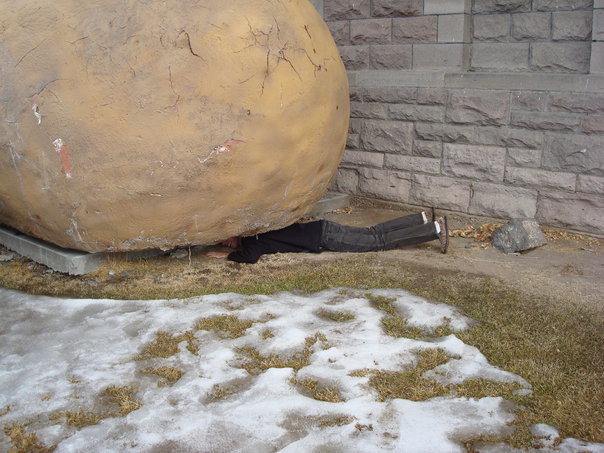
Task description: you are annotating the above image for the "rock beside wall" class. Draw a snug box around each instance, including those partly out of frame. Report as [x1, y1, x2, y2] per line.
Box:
[0, 0, 349, 252]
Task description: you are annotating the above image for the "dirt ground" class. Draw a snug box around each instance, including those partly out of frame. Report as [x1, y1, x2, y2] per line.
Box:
[318, 199, 603, 311]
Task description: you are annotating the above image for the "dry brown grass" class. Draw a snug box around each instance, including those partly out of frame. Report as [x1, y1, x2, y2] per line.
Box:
[194, 315, 254, 339]
[101, 386, 140, 416]
[290, 378, 344, 403]
[63, 410, 103, 428]
[140, 367, 184, 387]
[134, 331, 198, 361]
[318, 415, 355, 427]
[316, 308, 356, 323]
[3, 424, 54, 453]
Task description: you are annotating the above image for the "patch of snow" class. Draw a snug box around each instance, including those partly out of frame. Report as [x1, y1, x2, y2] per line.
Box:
[0, 287, 600, 452]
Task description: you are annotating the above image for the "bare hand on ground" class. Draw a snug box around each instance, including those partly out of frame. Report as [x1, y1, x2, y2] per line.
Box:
[206, 251, 229, 259]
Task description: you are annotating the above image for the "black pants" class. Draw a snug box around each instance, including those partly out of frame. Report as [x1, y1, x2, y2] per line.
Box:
[320, 213, 438, 252]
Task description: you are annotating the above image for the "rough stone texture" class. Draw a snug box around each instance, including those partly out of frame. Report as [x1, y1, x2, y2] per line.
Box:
[581, 116, 604, 134]
[534, 0, 594, 11]
[548, 93, 604, 113]
[472, 0, 531, 13]
[370, 45, 413, 70]
[342, 150, 384, 167]
[491, 219, 547, 253]
[360, 120, 414, 152]
[359, 168, 412, 202]
[577, 175, 604, 194]
[371, 0, 423, 17]
[531, 43, 591, 72]
[447, 91, 510, 126]
[332, 168, 359, 193]
[512, 92, 548, 111]
[542, 133, 604, 175]
[350, 102, 389, 119]
[351, 19, 392, 44]
[473, 15, 510, 42]
[537, 191, 604, 234]
[442, 143, 506, 181]
[389, 104, 445, 122]
[411, 174, 471, 211]
[325, 0, 370, 20]
[471, 43, 530, 71]
[512, 13, 551, 41]
[385, 155, 442, 174]
[327, 21, 351, 45]
[0, 0, 349, 252]
[413, 140, 443, 158]
[469, 183, 538, 218]
[362, 87, 418, 103]
[505, 167, 577, 190]
[506, 148, 543, 168]
[417, 88, 448, 105]
[339, 45, 370, 69]
[414, 44, 466, 69]
[392, 17, 438, 43]
[552, 11, 593, 40]
[346, 133, 360, 149]
[511, 112, 581, 131]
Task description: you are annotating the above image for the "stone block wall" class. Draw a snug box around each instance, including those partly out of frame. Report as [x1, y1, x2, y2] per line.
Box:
[312, 0, 604, 235]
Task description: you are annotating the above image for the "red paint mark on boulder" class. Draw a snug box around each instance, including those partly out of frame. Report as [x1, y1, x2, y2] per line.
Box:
[53, 138, 74, 178]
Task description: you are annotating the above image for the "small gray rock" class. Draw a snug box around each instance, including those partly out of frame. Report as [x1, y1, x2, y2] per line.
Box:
[169, 249, 189, 259]
[0, 253, 15, 262]
[492, 219, 547, 253]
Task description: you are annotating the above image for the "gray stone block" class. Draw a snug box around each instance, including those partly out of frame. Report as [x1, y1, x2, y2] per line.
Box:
[414, 44, 465, 69]
[361, 120, 414, 152]
[505, 167, 576, 191]
[492, 219, 547, 253]
[351, 19, 392, 44]
[338, 45, 370, 69]
[309, 193, 352, 216]
[346, 133, 360, 149]
[413, 139, 443, 158]
[510, 111, 581, 131]
[425, 0, 469, 14]
[417, 88, 449, 105]
[342, 150, 385, 167]
[548, 93, 604, 113]
[331, 168, 359, 193]
[512, 12, 551, 41]
[577, 175, 604, 194]
[581, 116, 604, 134]
[325, 0, 370, 20]
[392, 16, 438, 43]
[590, 42, 604, 74]
[370, 45, 413, 70]
[542, 133, 604, 175]
[371, 0, 423, 17]
[534, 0, 594, 11]
[594, 10, 604, 41]
[447, 90, 510, 126]
[553, 11, 593, 40]
[442, 143, 506, 182]
[469, 182, 538, 218]
[361, 86, 418, 103]
[416, 123, 544, 149]
[389, 104, 445, 122]
[537, 191, 604, 234]
[507, 148, 543, 168]
[384, 155, 442, 174]
[349, 118, 363, 134]
[359, 168, 412, 202]
[472, 0, 531, 13]
[438, 14, 468, 43]
[531, 43, 591, 73]
[471, 43, 530, 71]
[473, 14, 510, 42]
[327, 21, 351, 45]
[350, 101, 389, 119]
[410, 174, 471, 211]
[511, 91, 548, 111]
[0, 226, 104, 275]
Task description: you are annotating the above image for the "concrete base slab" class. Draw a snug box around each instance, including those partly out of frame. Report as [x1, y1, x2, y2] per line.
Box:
[309, 192, 351, 217]
[0, 226, 104, 275]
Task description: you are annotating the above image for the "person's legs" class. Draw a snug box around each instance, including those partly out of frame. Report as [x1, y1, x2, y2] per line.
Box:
[320, 216, 439, 252]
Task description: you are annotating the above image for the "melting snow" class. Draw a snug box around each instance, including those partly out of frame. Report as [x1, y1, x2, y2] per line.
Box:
[0, 287, 601, 452]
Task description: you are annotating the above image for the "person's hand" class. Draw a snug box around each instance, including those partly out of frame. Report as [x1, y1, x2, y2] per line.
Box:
[206, 251, 229, 259]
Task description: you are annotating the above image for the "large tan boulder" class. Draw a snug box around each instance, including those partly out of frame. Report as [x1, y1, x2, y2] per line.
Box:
[0, 0, 349, 252]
